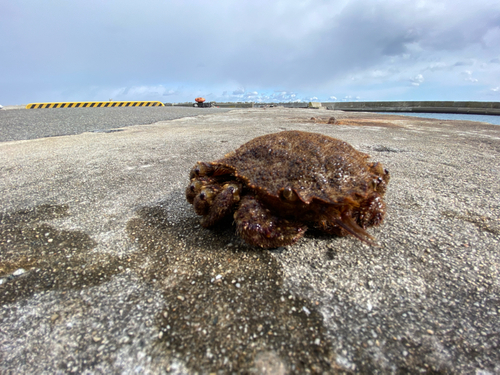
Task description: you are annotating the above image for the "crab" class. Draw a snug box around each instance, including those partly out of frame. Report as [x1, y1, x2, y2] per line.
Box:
[186, 130, 390, 248]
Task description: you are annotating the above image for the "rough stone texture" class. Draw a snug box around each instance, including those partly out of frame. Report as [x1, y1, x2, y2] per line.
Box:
[1, 108, 499, 373]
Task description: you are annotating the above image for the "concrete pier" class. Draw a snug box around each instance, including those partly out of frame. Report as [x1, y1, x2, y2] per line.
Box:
[167, 101, 500, 115]
[166, 102, 255, 108]
[2, 108, 500, 373]
[322, 101, 500, 115]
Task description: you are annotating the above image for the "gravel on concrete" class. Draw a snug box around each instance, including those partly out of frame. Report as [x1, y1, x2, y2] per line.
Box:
[0, 107, 499, 373]
[0, 106, 232, 142]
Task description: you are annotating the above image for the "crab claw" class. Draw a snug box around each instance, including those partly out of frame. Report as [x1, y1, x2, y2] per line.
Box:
[200, 182, 242, 227]
[186, 180, 204, 204]
[193, 186, 218, 216]
[234, 195, 307, 248]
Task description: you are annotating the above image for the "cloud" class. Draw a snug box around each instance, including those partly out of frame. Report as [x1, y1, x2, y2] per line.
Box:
[1, 0, 500, 104]
[461, 70, 479, 83]
[232, 88, 245, 96]
[243, 91, 259, 100]
[266, 91, 300, 102]
[410, 74, 424, 86]
[425, 62, 448, 71]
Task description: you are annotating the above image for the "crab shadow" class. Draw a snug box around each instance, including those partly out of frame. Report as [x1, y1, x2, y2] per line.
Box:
[125, 192, 336, 373]
[0, 204, 126, 304]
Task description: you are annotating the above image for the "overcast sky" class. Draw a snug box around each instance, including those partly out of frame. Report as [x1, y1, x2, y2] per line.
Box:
[1, 0, 499, 105]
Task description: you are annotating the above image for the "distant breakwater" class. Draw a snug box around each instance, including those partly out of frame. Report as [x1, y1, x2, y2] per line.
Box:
[168, 101, 500, 115]
[322, 101, 500, 116]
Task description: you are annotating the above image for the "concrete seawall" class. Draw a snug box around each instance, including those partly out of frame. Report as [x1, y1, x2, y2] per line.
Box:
[267, 101, 500, 115]
[166, 102, 254, 108]
[322, 101, 500, 115]
[166, 101, 500, 115]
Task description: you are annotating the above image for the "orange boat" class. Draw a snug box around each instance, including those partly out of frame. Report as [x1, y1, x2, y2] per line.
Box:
[193, 97, 213, 107]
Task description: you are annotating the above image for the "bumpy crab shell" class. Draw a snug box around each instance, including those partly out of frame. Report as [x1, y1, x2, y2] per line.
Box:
[186, 130, 390, 248]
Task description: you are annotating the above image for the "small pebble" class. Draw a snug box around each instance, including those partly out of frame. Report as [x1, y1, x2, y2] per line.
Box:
[13, 269, 26, 276]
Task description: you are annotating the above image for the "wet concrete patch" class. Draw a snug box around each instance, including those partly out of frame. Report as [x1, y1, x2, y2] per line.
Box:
[0, 204, 125, 304]
[126, 205, 335, 373]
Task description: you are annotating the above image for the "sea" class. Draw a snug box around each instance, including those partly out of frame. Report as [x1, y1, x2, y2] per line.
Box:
[377, 112, 500, 126]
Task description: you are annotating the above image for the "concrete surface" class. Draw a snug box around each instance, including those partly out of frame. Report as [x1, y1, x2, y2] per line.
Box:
[0, 106, 232, 142]
[1, 108, 499, 373]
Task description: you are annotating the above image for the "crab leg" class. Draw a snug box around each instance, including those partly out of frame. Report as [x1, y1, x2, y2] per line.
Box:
[200, 183, 241, 227]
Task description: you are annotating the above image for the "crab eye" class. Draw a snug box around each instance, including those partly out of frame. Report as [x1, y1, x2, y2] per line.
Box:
[282, 186, 297, 201]
[224, 183, 240, 194]
[189, 180, 203, 193]
[191, 162, 215, 178]
[190, 162, 210, 178]
[199, 188, 215, 202]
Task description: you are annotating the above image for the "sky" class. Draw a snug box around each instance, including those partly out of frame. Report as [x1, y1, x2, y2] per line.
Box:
[1, 0, 500, 105]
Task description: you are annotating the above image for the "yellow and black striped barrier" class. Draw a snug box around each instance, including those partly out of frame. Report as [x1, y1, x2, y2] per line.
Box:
[26, 101, 164, 109]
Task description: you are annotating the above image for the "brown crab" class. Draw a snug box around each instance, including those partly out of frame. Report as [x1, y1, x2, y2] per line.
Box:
[186, 130, 389, 248]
